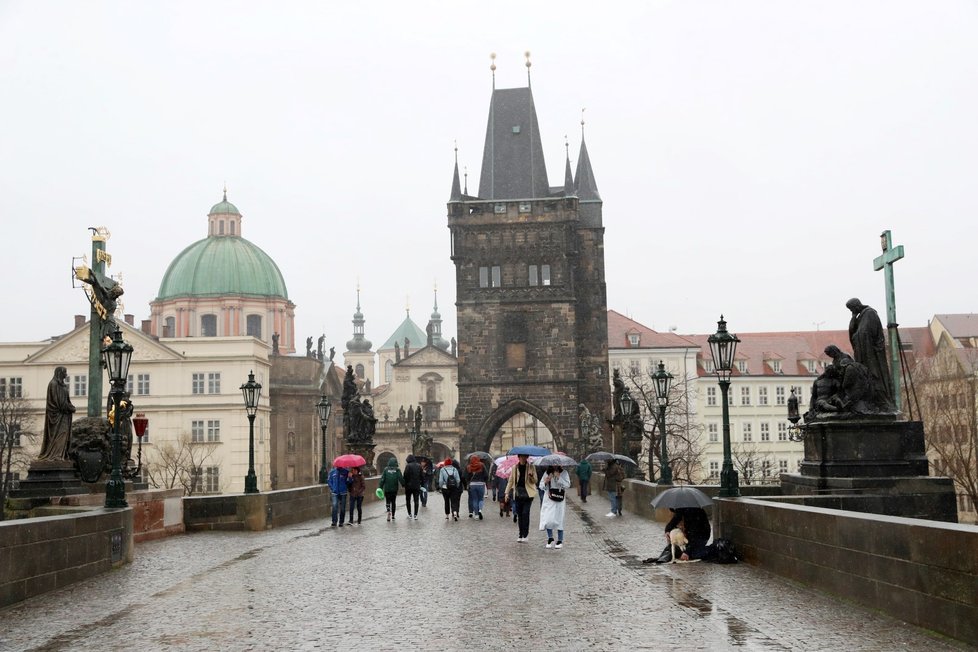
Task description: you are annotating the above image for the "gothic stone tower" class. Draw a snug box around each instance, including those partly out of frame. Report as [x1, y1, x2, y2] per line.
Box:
[448, 81, 609, 455]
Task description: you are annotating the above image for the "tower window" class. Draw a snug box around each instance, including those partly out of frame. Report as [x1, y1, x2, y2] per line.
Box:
[230, 220, 235, 235]
[491, 266, 501, 288]
[528, 265, 538, 286]
[219, 220, 225, 235]
[164, 316, 175, 337]
[355, 363, 365, 380]
[479, 267, 489, 288]
[541, 264, 551, 286]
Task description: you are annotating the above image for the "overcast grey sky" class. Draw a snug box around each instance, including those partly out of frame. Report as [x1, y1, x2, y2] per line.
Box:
[2, 1, 976, 351]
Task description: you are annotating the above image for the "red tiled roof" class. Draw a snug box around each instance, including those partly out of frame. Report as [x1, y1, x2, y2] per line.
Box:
[608, 310, 938, 378]
[606, 310, 698, 349]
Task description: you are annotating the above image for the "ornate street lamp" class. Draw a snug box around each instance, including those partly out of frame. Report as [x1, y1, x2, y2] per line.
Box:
[240, 371, 262, 494]
[708, 315, 741, 497]
[317, 395, 332, 484]
[617, 387, 634, 457]
[102, 326, 133, 508]
[786, 388, 804, 442]
[652, 360, 673, 485]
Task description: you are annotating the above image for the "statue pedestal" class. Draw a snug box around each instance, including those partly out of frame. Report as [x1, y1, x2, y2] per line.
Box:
[344, 441, 377, 476]
[9, 459, 88, 499]
[781, 416, 957, 522]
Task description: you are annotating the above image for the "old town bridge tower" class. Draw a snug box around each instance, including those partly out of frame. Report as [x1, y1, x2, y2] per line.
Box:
[448, 75, 609, 455]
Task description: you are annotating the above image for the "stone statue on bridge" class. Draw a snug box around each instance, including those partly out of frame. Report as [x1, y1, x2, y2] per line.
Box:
[37, 367, 75, 461]
[847, 298, 894, 411]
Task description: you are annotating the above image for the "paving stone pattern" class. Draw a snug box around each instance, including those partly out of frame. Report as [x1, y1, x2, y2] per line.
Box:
[0, 494, 969, 651]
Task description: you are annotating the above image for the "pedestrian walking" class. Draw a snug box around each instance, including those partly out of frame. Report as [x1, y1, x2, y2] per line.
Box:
[379, 458, 404, 521]
[327, 465, 350, 527]
[539, 464, 571, 548]
[604, 458, 625, 517]
[438, 458, 463, 521]
[466, 457, 488, 519]
[420, 457, 434, 507]
[576, 457, 593, 502]
[403, 454, 424, 520]
[347, 466, 365, 525]
[506, 454, 538, 542]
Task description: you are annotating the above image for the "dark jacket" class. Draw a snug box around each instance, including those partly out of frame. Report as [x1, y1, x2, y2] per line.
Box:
[665, 507, 711, 544]
[379, 458, 404, 495]
[403, 455, 423, 491]
[576, 460, 593, 482]
[348, 472, 365, 498]
[603, 462, 625, 492]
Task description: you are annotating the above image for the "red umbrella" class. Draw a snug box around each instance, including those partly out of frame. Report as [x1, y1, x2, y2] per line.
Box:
[333, 453, 366, 468]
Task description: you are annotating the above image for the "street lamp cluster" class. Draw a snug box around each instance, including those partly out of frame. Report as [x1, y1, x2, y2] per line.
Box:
[707, 315, 741, 498]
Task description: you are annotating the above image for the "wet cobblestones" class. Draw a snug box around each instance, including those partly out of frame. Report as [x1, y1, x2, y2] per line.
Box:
[0, 495, 969, 651]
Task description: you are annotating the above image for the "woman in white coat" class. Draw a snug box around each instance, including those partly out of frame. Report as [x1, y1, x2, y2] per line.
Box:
[538, 465, 572, 549]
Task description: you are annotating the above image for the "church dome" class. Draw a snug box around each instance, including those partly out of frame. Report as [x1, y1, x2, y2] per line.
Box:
[209, 198, 240, 215]
[156, 236, 288, 301]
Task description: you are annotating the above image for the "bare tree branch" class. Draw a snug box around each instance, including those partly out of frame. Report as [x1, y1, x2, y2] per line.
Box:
[0, 391, 37, 520]
[145, 432, 222, 496]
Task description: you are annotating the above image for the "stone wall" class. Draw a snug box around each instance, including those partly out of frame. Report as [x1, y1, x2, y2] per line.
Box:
[0, 507, 133, 609]
[718, 497, 978, 646]
[54, 488, 184, 543]
[184, 485, 329, 531]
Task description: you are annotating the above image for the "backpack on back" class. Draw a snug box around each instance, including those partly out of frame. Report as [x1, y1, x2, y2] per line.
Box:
[444, 468, 459, 490]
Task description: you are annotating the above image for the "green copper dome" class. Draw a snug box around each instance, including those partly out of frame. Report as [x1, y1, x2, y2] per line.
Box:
[156, 236, 289, 301]
[209, 199, 240, 215]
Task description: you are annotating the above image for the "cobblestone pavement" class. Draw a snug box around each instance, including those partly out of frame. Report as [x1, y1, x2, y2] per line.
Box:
[1, 494, 970, 651]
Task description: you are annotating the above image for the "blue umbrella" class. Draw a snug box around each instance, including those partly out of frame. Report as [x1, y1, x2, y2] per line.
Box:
[508, 445, 551, 456]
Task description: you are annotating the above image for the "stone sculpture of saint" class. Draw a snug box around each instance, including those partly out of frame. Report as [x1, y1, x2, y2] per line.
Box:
[414, 407, 422, 433]
[38, 367, 76, 461]
[846, 298, 894, 409]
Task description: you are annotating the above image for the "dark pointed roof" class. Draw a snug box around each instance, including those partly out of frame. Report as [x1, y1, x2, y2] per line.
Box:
[563, 144, 575, 196]
[575, 135, 600, 201]
[478, 87, 550, 199]
[449, 159, 462, 202]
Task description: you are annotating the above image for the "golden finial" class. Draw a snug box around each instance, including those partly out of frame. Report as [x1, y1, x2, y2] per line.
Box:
[405, 294, 411, 317]
[525, 50, 532, 85]
[223, 182, 227, 201]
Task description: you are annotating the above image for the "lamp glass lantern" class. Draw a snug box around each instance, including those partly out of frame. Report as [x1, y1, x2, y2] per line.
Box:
[652, 361, 672, 406]
[317, 395, 333, 428]
[618, 388, 634, 418]
[707, 315, 739, 380]
[241, 371, 262, 416]
[102, 327, 133, 385]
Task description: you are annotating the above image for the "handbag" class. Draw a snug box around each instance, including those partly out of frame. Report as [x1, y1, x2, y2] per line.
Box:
[549, 487, 565, 502]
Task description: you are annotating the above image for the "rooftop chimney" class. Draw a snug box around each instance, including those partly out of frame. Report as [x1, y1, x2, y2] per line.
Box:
[141, 319, 152, 335]
[74, 315, 86, 329]
[125, 314, 135, 326]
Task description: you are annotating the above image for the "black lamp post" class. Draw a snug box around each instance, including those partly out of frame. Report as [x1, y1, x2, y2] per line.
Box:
[708, 315, 741, 498]
[617, 387, 634, 457]
[317, 395, 332, 484]
[240, 370, 262, 494]
[652, 360, 673, 485]
[102, 326, 133, 508]
[786, 388, 804, 442]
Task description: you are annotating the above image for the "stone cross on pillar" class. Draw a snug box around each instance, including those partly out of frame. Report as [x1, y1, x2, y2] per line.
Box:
[872, 229, 905, 411]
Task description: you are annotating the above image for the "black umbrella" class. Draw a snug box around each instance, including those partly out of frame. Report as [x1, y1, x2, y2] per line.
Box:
[465, 451, 493, 464]
[585, 451, 637, 465]
[650, 486, 714, 510]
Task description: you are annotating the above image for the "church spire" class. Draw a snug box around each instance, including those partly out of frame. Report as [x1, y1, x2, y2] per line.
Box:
[428, 282, 449, 351]
[345, 284, 372, 353]
[575, 110, 600, 201]
[563, 135, 574, 196]
[450, 142, 462, 201]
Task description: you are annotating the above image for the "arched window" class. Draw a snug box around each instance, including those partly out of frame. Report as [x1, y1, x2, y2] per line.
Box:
[426, 381, 436, 402]
[355, 363, 365, 381]
[246, 315, 262, 339]
[164, 316, 175, 337]
[385, 360, 393, 383]
[201, 314, 217, 337]
[230, 220, 235, 235]
[219, 220, 225, 235]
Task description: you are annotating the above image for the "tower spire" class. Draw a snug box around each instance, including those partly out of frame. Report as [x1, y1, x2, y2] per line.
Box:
[450, 141, 462, 201]
[490, 52, 496, 90]
[575, 108, 600, 201]
[525, 50, 532, 87]
[563, 134, 574, 195]
[463, 165, 468, 195]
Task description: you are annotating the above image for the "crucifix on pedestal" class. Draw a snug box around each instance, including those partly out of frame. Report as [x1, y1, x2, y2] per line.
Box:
[872, 229, 904, 411]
